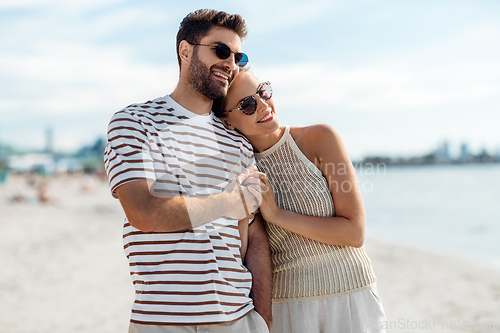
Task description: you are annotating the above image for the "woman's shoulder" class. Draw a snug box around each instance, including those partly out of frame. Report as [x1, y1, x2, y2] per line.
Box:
[290, 124, 342, 145]
[289, 124, 343, 165]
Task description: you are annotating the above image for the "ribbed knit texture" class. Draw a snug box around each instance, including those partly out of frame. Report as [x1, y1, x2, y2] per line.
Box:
[255, 127, 377, 303]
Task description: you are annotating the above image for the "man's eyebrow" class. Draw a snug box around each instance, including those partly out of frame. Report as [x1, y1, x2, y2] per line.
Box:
[212, 41, 242, 52]
[204, 41, 224, 45]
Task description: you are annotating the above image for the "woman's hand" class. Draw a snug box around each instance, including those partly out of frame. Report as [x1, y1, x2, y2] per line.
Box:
[247, 171, 282, 223]
[244, 125, 366, 247]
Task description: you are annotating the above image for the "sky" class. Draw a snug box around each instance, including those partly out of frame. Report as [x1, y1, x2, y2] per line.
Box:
[0, 0, 499, 160]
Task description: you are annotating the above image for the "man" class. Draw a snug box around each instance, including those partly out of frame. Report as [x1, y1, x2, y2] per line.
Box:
[104, 9, 271, 333]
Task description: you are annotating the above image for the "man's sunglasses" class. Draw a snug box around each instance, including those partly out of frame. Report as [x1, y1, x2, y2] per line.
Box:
[190, 42, 249, 67]
[227, 81, 273, 115]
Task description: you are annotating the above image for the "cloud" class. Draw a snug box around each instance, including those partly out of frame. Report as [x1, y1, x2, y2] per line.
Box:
[1, 0, 498, 155]
[0, 0, 126, 10]
[0, 0, 60, 8]
[0, 42, 178, 118]
[259, 60, 499, 114]
[0, 0, 182, 122]
[257, 19, 500, 114]
[239, 0, 337, 34]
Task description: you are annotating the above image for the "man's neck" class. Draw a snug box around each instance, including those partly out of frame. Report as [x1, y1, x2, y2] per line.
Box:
[169, 83, 213, 116]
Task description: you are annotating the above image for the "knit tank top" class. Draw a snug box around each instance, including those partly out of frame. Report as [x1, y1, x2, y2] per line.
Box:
[254, 126, 376, 303]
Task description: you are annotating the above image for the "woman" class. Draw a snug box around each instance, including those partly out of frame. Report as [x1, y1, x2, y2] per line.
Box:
[213, 68, 386, 333]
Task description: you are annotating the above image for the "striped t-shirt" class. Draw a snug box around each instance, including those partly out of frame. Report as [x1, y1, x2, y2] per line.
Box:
[104, 95, 256, 326]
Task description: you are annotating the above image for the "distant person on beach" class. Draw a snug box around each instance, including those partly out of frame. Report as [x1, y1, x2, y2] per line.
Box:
[212, 67, 386, 332]
[104, 10, 271, 333]
[37, 178, 51, 204]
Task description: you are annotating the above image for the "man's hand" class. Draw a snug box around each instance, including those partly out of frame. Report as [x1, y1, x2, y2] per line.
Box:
[115, 165, 263, 232]
[247, 171, 282, 225]
[222, 165, 262, 220]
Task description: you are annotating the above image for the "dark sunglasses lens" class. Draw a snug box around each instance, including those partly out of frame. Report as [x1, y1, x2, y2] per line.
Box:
[214, 44, 248, 67]
[214, 44, 231, 59]
[240, 97, 257, 115]
[237, 53, 248, 67]
[234, 53, 243, 64]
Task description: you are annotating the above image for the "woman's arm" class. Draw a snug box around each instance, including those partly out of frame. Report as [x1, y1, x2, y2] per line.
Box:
[248, 124, 366, 247]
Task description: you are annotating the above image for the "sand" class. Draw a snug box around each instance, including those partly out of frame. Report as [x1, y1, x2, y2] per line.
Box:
[365, 239, 500, 332]
[1, 173, 499, 333]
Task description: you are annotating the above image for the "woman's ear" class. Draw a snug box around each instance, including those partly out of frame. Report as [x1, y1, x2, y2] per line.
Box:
[221, 117, 235, 130]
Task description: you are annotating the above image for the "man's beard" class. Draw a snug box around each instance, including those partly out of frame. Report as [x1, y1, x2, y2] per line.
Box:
[188, 50, 231, 100]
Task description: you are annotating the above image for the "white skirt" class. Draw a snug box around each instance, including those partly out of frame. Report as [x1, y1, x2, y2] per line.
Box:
[270, 286, 386, 333]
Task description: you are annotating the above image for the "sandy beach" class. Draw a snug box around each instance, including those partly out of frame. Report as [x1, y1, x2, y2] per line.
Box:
[1, 173, 499, 333]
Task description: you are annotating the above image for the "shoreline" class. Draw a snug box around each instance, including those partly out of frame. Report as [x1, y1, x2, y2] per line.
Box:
[1, 173, 499, 332]
[366, 234, 500, 274]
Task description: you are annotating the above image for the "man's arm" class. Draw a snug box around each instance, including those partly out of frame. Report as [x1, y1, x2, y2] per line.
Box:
[244, 214, 272, 329]
[115, 165, 261, 232]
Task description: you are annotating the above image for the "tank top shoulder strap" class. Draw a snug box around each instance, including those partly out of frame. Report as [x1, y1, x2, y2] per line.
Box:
[284, 126, 323, 177]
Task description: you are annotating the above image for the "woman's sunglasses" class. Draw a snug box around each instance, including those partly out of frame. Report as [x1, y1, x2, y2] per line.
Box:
[227, 81, 273, 115]
[190, 42, 249, 67]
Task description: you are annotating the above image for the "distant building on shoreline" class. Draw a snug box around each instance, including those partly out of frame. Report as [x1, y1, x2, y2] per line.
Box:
[0, 137, 106, 175]
[361, 141, 500, 167]
[1, 136, 499, 175]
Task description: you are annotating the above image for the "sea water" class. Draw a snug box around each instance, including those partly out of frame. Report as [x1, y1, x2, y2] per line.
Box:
[356, 163, 500, 270]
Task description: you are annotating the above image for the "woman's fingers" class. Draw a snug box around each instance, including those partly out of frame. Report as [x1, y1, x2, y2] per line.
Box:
[247, 185, 263, 204]
[243, 170, 275, 209]
[258, 174, 272, 194]
[236, 165, 258, 185]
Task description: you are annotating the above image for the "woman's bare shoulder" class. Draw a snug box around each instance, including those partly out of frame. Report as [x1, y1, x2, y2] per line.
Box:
[291, 124, 341, 146]
[289, 124, 342, 165]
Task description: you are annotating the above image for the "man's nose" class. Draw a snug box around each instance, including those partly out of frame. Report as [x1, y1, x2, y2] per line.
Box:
[223, 54, 239, 72]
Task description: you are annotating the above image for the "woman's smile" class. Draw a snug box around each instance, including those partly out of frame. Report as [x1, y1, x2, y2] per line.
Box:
[257, 111, 274, 123]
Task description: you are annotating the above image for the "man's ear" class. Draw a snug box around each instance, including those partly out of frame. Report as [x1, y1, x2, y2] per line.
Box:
[221, 117, 235, 130]
[178, 40, 192, 65]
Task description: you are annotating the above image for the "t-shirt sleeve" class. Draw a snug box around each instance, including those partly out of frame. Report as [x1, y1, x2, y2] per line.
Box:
[239, 142, 256, 225]
[241, 140, 255, 171]
[104, 110, 155, 198]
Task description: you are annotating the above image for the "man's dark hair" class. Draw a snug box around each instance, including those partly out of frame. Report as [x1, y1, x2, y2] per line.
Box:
[176, 9, 247, 67]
